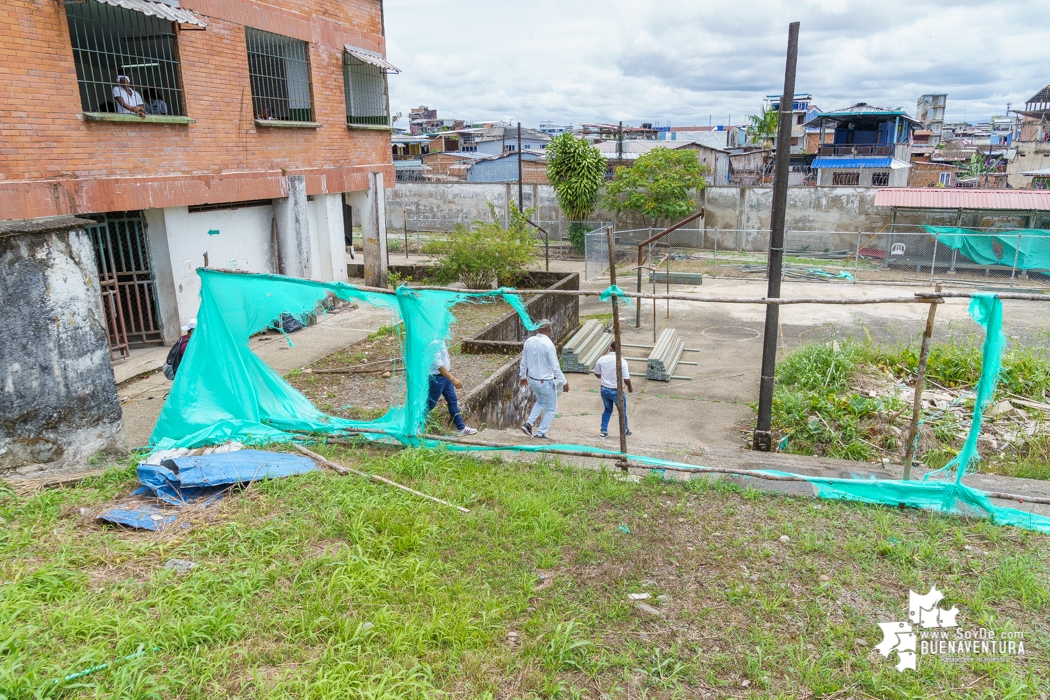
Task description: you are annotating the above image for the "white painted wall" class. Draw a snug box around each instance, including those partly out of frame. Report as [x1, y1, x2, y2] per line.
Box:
[149, 204, 275, 330]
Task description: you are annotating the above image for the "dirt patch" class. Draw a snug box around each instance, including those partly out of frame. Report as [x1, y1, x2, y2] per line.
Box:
[287, 299, 519, 420]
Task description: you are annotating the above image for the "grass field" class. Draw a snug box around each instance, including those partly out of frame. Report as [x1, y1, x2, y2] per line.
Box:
[2, 445, 1048, 699]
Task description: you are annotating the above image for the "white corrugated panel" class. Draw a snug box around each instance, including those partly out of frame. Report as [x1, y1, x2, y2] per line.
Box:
[92, 0, 207, 27]
[344, 46, 400, 74]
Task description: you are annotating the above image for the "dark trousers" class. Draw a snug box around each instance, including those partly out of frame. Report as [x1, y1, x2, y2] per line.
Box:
[426, 374, 466, 430]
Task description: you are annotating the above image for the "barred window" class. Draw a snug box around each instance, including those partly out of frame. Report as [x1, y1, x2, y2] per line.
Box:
[246, 28, 314, 122]
[65, 2, 186, 116]
[344, 53, 390, 126]
[832, 172, 860, 186]
[871, 171, 890, 187]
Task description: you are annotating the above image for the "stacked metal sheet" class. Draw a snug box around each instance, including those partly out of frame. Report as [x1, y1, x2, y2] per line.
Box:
[647, 328, 685, 381]
[560, 320, 613, 373]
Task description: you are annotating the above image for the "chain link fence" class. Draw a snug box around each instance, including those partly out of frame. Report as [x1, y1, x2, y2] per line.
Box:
[378, 217, 610, 261]
[579, 225, 1050, 289]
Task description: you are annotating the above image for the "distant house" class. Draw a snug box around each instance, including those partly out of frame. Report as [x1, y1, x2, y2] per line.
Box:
[421, 151, 490, 181]
[763, 93, 822, 153]
[595, 140, 729, 184]
[916, 94, 947, 146]
[1007, 86, 1050, 188]
[466, 152, 548, 184]
[908, 161, 957, 188]
[804, 103, 919, 187]
[474, 127, 552, 156]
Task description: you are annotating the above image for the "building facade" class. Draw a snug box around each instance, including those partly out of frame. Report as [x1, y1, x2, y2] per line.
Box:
[916, 94, 947, 146]
[805, 104, 918, 187]
[763, 93, 821, 153]
[1007, 86, 1050, 188]
[1, 0, 396, 356]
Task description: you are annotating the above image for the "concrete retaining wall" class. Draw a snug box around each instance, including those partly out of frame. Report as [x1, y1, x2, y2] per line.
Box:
[0, 216, 126, 477]
[458, 355, 534, 431]
[462, 271, 579, 354]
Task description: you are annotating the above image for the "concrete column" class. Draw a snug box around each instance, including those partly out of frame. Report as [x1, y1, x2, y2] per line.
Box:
[143, 208, 181, 345]
[272, 175, 311, 279]
[326, 194, 348, 282]
[363, 171, 388, 288]
[0, 216, 126, 476]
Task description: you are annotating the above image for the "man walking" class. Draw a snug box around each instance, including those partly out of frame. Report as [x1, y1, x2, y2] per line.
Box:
[593, 342, 632, 439]
[519, 319, 568, 440]
[426, 338, 478, 436]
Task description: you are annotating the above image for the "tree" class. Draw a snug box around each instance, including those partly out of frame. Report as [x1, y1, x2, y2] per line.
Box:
[746, 107, 779, 147]
[601, 147, 706, 226]
[545, 132, 606, 253]
[425, 203, 537, 289]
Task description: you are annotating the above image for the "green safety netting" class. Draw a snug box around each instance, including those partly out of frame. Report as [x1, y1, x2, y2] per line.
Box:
[152, 270, 1050, 535]
[925, 226, 1050, 271]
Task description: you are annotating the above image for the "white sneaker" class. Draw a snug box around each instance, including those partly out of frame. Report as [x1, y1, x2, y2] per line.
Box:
[459, 427, 478, 436]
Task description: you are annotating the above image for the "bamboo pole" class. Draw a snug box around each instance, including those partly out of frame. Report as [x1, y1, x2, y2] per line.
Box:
[902, 297, 941, 479]
[293, 443, 469, 513]
[304, 430, 1050, 505]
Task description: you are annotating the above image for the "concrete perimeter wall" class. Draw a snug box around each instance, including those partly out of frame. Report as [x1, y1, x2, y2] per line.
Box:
[387, 183, 892, 248]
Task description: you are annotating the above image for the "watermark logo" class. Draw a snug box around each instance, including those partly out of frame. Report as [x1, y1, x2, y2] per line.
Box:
[875, 586, 1025, 672]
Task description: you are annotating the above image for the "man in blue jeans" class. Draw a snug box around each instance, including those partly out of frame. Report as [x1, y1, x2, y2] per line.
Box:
[426, 339, 478, 436]
[593, 342, 633, 439]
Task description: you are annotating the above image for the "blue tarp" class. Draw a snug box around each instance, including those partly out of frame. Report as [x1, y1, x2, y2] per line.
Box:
[98, 450, 318, 530]
[811, 156, 894, 169]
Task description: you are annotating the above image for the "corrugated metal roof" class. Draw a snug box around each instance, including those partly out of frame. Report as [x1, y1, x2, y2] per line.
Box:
[345, 46, 400, 74]
[812, 156, 894, 169]
[93, 0, 206, 26]
[873, 188, 1050, 210]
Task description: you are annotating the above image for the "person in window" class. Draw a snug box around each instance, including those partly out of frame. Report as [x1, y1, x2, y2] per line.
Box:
[257, 106, 275, 120]
[144, 89, 168, 116]
[113, 74, 146, 118]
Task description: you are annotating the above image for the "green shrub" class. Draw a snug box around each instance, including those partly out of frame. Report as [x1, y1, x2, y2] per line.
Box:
[567, 222, 590, 255]
[424, 203, 537, 289]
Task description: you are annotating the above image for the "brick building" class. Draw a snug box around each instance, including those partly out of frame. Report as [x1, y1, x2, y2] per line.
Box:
[0, 0, 396, 356]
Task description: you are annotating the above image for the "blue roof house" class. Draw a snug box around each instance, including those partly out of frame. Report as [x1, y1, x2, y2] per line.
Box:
[805, 103, 920, 187]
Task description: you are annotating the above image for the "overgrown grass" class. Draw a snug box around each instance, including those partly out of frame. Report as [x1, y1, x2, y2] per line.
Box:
[769, 338, 1050, 475]
[2, 447, 1049, 698]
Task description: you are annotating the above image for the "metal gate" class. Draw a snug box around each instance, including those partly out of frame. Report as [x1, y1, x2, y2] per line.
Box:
[86, 212, 162, 359]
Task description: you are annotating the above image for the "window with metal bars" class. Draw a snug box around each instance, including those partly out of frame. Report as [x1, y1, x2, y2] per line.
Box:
[871, 171, 890, 186]
[64, 2, 186, 116]
[245, 28, 314, 122]
[344, 53, 390, 126]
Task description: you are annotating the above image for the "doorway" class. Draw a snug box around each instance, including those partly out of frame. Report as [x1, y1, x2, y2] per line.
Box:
[86, 211, 163, 360]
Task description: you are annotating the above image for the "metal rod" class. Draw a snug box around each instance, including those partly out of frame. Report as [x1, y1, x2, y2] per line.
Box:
[606, 225, 629, 469]
[754, 21, 800, 452]
[713, 230, 718, 278]
[1010, 232, 1021, 287]
[929, 231, 939, 286]
[293, 443, 469, 513]
[517, 122, 523, 211]
[902, 298, 941, 479]
[666, 244, 670, 319]
[404, 211, 409, 259]
[525, 218, 550, 271]
[854, 231, 861, 283]
[635, 260, 643, 328]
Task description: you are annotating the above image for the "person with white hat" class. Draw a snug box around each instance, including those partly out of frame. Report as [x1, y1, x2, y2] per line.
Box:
[518, 319, 568, 440]
[162, 318, 196, 380]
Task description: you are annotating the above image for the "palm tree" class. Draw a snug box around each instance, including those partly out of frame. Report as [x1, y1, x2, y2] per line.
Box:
[746, 107, 779, 148]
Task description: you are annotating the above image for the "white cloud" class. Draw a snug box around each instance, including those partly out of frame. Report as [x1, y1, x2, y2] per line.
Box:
[384, 0, 1050, 127]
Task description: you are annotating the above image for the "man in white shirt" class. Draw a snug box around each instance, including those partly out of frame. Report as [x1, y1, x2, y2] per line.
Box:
[593, 342, 633, 439]
[518, 319, 568, 440]
[113, 74, 146, 118]
[425, 339, 478, 436]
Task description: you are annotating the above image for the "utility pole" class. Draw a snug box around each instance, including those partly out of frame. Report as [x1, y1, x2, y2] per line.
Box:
[617, 120, 623, 163]
[517, 122, 523, 212]
[753, 21, 800, 452]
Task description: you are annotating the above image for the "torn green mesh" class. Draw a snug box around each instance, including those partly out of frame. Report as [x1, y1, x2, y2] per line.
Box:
[152, 271, 1050, 535]
[925, 227, 1050, 271]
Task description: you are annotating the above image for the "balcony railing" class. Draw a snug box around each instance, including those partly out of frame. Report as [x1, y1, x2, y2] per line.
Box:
[818, 144, 893, 156]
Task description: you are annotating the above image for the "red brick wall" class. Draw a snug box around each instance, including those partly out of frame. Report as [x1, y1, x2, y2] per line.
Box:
[0, 0, 394, 220]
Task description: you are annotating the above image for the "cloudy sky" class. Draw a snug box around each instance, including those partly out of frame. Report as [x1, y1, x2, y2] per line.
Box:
[384, 0, 1050, 129]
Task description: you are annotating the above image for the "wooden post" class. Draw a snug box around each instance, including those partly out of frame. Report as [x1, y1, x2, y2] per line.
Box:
[606, 226, 629, 470]
[363, 171, 388, 288]
[903, 293, 942, 479]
